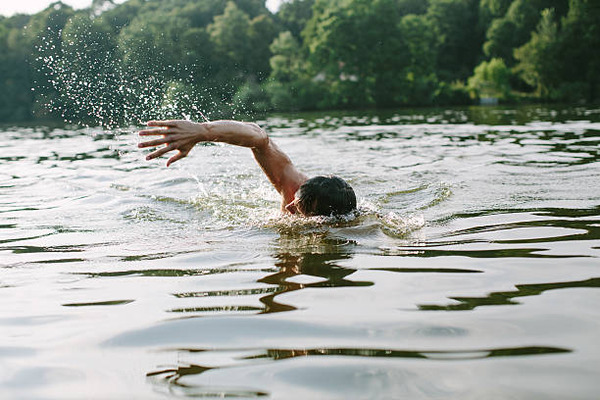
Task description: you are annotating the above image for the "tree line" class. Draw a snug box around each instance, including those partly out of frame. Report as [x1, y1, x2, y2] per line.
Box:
[0, 0, 598, 124]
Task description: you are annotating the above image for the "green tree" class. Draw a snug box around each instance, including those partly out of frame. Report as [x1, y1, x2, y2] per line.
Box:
[483, 0, 568, 65]
[269, 31, 302, 83]
[3, 0, 598, 122]
[468, 57, 511, 99]
[247, 14, 279, 80]
[303, 0, 408, 108]
[277, 0, 315, 39]
[513, 8, 558, 98]
[99, 0, 145, 32]
[427, 0, 483, 82]
[480, 0, 513, 17]
[208, 1, 252, 68]
[235, 0, 270, 18]
[394, 14, 439, 105]
[513, 0, 600, 102]
[555, 0, 600, 102]
[484, 0, 540, 63]
[266, 30, 319, 110]
[396, 0, 430, 15]
[173, 0, 229, 28]
[118, 12, 197, 75]
[0, 15, 34, 121]
[303, 0, 444, 108]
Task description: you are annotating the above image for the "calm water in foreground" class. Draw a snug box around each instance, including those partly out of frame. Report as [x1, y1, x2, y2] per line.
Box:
[1, 105, 600, 399]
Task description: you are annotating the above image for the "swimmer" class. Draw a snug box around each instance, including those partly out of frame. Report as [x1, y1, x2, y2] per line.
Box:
[138, 120, 356, 217]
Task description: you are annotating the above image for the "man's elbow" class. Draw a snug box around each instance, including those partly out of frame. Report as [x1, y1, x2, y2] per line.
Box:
[248, 122, 269, 149]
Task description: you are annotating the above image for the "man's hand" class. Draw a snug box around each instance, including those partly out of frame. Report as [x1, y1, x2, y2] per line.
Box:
[138, 120, 206, 167]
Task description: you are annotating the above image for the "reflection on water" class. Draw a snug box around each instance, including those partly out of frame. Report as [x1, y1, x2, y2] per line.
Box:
[147, 345, 571, 397]
[419, 277, 600, 311]
[258, 245, 372, 314]
[1, 105, 600, 399]
[62, 299, 135, 307]
[162, 234, 372, 316]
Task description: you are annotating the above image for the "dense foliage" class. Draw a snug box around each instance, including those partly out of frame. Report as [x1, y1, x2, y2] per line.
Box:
[0, 0, 597, 124]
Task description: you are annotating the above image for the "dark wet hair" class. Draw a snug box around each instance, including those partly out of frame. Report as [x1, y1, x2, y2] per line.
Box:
[296, 175, 356, 216]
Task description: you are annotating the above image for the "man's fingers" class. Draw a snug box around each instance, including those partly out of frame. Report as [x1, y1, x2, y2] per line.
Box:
[139, 120, 180, 136]
[138, 128, 170, 136]
[166, 151, 186, 167]
[138, 138, 170, 148]
[147, 120, 179, 127]
[146, 144, 175, 160]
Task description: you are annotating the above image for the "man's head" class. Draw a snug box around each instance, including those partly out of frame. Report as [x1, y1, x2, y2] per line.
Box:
[286, 175, 357, 217]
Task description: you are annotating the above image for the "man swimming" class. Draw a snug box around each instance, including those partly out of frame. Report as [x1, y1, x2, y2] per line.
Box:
[138, 120, 356, 217]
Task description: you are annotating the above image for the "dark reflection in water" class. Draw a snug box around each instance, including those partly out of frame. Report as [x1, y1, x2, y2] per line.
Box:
[444, 207, 600, 243]
[5, 245, 84, 254]
[147, 366, 269, 399]
[396, 247, 584, 259]
[80, 268, 277, 278]
[397, 206, 600, 258]
[370, 267, 482, 274]
[534, 205, 600, 219]
[419, 277, 600, 311]
[241, 346, 570, 360]
[146, 345, 570, 395]
[258, 249, 373, 314]
[62, 299, 134, 307]
[168, 233, 373, 315]
[170, 305, 264, 313]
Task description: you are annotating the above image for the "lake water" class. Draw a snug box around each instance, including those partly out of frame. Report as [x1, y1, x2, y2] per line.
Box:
[1, 105, 599, 399]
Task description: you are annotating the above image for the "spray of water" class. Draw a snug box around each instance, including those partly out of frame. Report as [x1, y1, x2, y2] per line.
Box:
[35, 23, 222, 130]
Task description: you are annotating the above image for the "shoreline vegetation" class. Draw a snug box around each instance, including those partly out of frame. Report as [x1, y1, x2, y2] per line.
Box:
[0, 0, 598, 125]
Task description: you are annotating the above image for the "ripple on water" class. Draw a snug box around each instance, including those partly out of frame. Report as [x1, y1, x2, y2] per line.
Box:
[62, 299, 135, 307]
[144, 344, 572, 398]
[1, 109, 600, 399]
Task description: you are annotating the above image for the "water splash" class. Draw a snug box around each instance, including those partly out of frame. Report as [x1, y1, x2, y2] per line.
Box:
[34, 22, 218, 129]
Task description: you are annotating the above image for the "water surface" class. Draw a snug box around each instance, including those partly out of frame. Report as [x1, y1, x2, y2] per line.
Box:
[1, 105, 600, 399]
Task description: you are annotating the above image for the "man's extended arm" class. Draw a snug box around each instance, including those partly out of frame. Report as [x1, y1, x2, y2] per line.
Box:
[138, 120, 307, 207]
